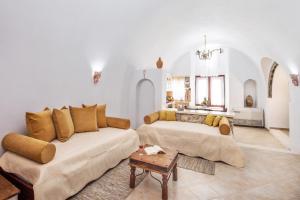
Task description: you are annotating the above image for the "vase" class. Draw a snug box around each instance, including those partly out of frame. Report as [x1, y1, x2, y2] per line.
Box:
[156, 57, 163, 69]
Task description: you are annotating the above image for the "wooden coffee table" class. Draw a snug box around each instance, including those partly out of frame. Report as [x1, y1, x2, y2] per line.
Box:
[129, 145, 178, 200]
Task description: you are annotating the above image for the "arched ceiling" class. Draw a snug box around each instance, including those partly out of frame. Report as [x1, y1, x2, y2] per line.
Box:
[0, 0, 299, 72]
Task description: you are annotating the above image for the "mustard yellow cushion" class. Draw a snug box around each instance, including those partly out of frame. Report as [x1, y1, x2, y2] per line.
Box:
[144, 112, 160, 124]
[213, 116, 222, 127]
[69, 105, 98, 133]
[26, 108, 56, 142]
[106, 117, 130, 129]
[83, 104, 107, 128]
[52, 107, 75, 142]
[166, 111, 176, 121]
[204, 114, 216, 126]
[2, 133, 56, 164]
[159, 110, 167, 120]
[219, 117, 231, 135]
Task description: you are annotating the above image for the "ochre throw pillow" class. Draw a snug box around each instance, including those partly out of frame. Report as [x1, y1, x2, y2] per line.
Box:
[26, 108, 56, 142]
[52, 107, 75, 142]
[159, 110, 167, 120]
[83, 104, 107, 128]
[213, 116, 222, 127]
[2, 133, 56, 164]
[69, 105, 98, 133]
[204, 114, 216, 126]
[166, 111, 176, 121]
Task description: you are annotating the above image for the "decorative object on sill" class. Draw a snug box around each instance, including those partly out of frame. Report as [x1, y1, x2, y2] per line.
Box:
[93, 71, 101, 84]
[143, 69, 146, 79]
[184, 76, 190, 88]
[185, 88, 191, 102]
[245, 95, 254, 107]
[166, 91, 174, 103]
[290, 74, 299, 86]
[177, 104, 184, 111]
[200, 97, 209, 106]
[156, 57, 163, 69]
[196, 35, 223, 60]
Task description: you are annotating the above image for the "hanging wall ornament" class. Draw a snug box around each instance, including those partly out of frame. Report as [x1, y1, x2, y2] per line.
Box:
[156, 57, 163, 69]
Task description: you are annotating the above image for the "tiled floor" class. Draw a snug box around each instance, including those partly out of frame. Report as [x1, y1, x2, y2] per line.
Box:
[233, 126, 286, 150]
[126, 147, 300, 200]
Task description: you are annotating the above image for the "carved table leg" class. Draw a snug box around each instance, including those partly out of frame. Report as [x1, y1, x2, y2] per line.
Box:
[130, 166, 136, 188]
[173, 163, 178, 181]
[162, 174, 168, 200]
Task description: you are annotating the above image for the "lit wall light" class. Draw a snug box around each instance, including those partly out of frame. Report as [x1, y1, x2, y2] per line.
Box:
[93, 71, 102, 84]
[290, 74, 299, 86]
[91, 62, 104, 85]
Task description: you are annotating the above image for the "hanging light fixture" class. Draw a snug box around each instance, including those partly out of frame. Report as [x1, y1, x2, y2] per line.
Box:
[196, 35, 223, 60]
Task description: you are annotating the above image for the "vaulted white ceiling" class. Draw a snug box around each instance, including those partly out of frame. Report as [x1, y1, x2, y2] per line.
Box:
[0, 0, 299, 72]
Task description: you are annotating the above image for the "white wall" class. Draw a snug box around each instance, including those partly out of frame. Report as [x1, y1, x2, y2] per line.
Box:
[169, 48, 264, 111]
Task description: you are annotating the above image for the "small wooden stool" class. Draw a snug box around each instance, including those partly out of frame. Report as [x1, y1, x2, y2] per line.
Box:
[0, 175, 20, 200]
[129, 145, 178, 200]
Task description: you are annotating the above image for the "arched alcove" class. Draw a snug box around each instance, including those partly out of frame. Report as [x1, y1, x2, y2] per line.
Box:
[244, 79, 257, 107]
[136, 79, 155, 127]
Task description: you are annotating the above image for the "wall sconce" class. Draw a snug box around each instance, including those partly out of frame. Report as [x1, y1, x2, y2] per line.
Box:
[93, 71, 102, 84]
[290, 74, 299, 86]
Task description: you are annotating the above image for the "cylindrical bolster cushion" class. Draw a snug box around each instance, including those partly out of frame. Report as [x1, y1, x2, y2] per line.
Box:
[219, 117, 231, 135]
[2, 133, 56, 164]
[144, 112, 159, 124]
[106, 117, 130, 129]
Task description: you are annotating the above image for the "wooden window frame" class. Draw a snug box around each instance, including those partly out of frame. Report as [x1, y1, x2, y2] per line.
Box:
[195, 75, 225, 108]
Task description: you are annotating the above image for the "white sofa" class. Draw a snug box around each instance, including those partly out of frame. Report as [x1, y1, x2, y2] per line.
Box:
[0, 128, 139, 200]
[137, 121, 245, 168]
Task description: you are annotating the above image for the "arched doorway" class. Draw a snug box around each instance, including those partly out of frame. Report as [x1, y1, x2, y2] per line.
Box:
[136, 79, 155, 127]
[261, 57, 290, 148]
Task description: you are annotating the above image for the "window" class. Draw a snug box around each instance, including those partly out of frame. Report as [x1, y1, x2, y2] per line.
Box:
[195, 75, 225, 107]
[171, 77, 185, 100]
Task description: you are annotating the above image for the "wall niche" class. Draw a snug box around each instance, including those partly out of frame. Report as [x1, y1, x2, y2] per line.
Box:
[244, 79, 257, 108]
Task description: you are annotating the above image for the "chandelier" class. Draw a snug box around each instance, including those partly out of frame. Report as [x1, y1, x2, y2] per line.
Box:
[196, 35, 223, 60]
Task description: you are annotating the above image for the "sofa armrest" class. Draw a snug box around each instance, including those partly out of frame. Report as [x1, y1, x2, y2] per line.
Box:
[2, 133, 56, 164]
[144, 112, 160, 124]
[106, 117, 130, 129]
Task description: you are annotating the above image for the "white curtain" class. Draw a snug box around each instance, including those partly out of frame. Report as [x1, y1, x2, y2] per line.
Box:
[171, 77, 185, 100]
[210, 76, 225, 106]
[195, 77, 208, 104]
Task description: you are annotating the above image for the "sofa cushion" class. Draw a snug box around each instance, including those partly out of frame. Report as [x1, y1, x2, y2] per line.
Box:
[2, 133, 56, 164]
[69, 105, 98, 133]
[83, 104, 107, 128]
[144, 112, 159, 124]
[26, 108, 56, 142]
[159, 110, 167, 120]
[219, 117, 231, 135]
[107, 117, 130, 129]
[213, 116, 222, 127]
[166, 111, 176, 121]
[53, 107, 74, 142]
[204, 114, 216, 126]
